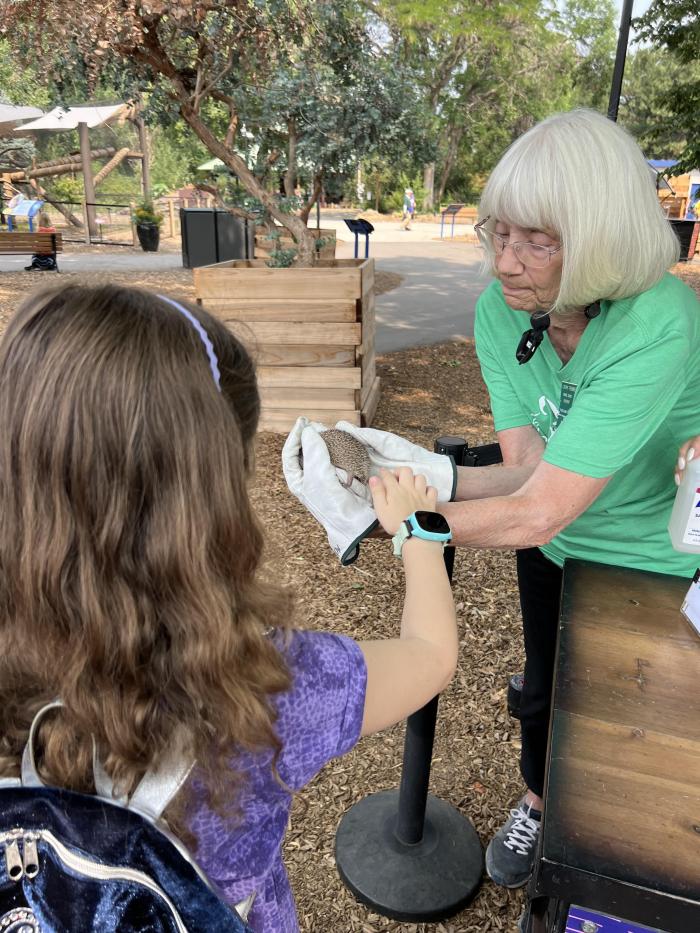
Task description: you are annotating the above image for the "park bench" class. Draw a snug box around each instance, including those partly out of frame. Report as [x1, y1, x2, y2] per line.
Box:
[454, 206, 478, 224]
[0, 231, 63, 270]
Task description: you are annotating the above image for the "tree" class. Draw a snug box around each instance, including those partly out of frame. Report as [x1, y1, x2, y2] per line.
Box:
[634, 0, 700, 171]
[373, 0, 576, 209]
[2, 0, 424, 262]
[235, 2, 428, 224]
[0, 39, 51, 177]
[617, 46, 700, 160]
[2, 1, 325, 260]
[554, 0, 617, 111]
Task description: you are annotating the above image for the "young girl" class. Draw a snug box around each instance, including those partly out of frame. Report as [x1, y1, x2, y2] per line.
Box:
[0, 284, 458, 932]
[25, 210, 59, 271]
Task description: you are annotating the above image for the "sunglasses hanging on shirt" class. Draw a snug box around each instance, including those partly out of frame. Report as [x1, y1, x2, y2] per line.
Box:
[515, 313, 550, 364]
[515, 302, 601, 365]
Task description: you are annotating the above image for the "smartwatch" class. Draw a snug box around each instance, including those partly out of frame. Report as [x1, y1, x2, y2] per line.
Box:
[392, 511, 452, 559]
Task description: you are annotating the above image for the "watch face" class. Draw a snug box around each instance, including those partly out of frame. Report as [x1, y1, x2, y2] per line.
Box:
[414, 511, 451, 535]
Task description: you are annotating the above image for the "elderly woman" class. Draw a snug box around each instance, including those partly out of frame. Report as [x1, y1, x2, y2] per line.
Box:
[435, 108, 700, 888]
[285, 108, 700, 897]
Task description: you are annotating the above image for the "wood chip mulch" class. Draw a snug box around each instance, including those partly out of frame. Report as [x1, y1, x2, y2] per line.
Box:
[0, 259, 697, 932]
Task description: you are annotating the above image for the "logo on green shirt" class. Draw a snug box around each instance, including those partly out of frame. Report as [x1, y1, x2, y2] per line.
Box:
[530, 381, 577, 441]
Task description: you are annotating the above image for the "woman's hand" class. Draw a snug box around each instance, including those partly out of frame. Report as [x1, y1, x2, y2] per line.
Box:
[675, 436, 700, 485]
[369, 467, 437, 535]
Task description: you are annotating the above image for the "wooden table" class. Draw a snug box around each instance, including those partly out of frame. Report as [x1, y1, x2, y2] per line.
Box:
[526, 559, 700, 933]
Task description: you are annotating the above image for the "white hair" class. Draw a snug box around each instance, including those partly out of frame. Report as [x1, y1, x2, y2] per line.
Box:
[478, 109, 680, 313]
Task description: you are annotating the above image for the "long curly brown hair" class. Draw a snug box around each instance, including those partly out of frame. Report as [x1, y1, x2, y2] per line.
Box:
[0, 284, 293, 840]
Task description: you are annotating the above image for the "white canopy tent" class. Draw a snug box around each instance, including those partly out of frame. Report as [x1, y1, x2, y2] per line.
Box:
[9, 101, 148, 239]
[13, 103, 131, 134]
[0, 103, 44, 136]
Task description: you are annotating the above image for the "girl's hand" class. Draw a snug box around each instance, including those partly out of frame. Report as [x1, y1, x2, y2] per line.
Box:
[369, 467, 438, 536]
[675, 436, 700, 485]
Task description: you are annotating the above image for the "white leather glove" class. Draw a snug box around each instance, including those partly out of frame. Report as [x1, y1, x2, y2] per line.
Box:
[282, 417, 378, 565]
[334, 421, 457, 502]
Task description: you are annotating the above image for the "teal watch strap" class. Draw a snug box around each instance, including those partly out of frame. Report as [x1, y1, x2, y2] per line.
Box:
[391, 512, 452, 559]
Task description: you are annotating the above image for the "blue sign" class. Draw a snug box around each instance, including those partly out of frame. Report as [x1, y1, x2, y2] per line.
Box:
[567, 905, 668, 933]
[6, 198, 45, 231]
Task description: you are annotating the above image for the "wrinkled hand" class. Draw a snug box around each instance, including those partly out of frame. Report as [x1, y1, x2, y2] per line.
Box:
[675, 435, 700, 485]
[369, 467, 438, 536]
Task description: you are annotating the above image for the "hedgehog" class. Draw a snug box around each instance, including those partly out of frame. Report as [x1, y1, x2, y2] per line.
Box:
[300, 428, 371, 489]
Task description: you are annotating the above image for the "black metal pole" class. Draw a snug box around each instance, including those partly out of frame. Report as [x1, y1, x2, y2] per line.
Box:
[395, 696, 438, 844]
[607, 0, 635, 121]
[334, 436, 483, 922]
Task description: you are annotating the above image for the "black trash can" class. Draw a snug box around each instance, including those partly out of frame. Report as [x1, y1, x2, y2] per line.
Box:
[180, 209, 255, 268]
[669, 219, 699, 262]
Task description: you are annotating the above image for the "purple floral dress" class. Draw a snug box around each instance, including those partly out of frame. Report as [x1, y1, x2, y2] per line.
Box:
[187, 630, 367, 932]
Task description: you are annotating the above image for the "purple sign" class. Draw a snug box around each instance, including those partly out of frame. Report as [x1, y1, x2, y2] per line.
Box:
[567, 905, 668, 933]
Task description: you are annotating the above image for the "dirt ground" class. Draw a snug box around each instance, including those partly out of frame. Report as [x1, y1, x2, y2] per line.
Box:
[0, 259, 697, 933]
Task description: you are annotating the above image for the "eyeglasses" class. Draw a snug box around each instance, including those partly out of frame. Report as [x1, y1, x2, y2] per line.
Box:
[475, 216, 562, 269]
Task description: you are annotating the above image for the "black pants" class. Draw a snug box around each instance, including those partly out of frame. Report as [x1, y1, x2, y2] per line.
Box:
[516, 546, 563, 799]
[27, 254, 58, 271]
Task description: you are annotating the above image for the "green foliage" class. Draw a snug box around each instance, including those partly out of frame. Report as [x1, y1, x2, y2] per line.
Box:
[375, 0, 580, 205]
[0, 38, 51, 108]
[150, 123, 210, 194]
[554, 0, 617, 111]
[617, 46, 700, 160]
[0, 39, 44, 170]
[264, 230, 297, 267]
[634, 0, 700, 171]
[132, 200, 163, 227]
[48, 176, 83, 205]
[235, 0, 432, 203]
[4, 0, 679, 232]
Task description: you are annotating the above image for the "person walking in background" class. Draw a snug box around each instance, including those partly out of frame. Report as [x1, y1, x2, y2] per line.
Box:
[400, 187, 415, 230]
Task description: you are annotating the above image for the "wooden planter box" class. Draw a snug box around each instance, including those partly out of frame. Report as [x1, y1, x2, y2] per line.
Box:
[194, 258, 379, 433]
[254, 227, 336, 260]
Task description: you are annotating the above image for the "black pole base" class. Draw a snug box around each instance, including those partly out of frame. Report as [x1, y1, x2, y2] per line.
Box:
[335, 789, 483, 922]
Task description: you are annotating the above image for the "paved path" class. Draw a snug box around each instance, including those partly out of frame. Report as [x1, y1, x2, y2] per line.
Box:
[0, 251, 182, 274]
[0, 217, 490, 353]
[302, 213, 491, 351]
[337, 237, 488, 352]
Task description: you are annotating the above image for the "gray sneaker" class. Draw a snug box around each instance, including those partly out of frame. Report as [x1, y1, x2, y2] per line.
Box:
[485, 798, 541, 888]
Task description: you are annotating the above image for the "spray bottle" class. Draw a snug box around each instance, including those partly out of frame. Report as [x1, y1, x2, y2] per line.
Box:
[668, 455, 700, 554]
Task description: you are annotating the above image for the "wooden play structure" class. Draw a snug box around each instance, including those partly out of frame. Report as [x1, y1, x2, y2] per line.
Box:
[194, 258, 380, 433]
[650, 160, 700, 219]
[1, 102, 150, 239]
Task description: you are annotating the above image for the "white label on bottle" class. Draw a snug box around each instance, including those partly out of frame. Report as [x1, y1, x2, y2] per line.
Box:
[682, 486, 700, 546]
[681, 571, 700, 638]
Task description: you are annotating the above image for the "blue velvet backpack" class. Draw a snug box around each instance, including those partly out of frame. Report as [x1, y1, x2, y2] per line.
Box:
[0, 702, 254, 932]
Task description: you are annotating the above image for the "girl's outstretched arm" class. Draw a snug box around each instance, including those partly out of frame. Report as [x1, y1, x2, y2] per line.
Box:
[358, 468, 458, 737]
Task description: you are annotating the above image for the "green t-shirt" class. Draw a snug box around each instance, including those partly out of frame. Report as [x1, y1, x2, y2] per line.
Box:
[474, 273, 700, 577]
